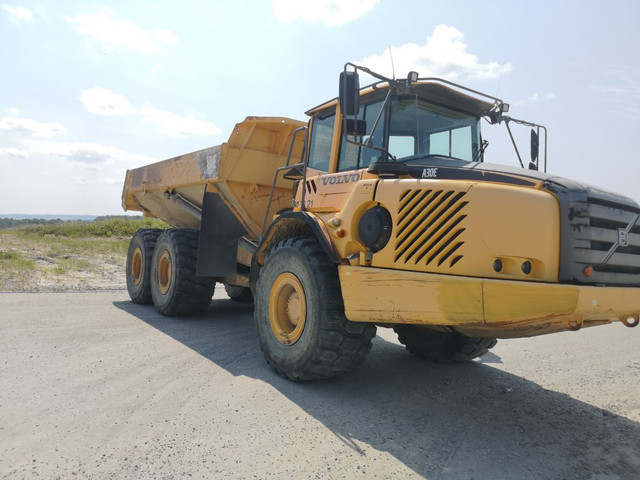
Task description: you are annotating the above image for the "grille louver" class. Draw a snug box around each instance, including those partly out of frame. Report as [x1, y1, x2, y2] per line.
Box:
[571, 196, 640, 283]
[394, 189, 468, 268]
[545, 178, 640, 287]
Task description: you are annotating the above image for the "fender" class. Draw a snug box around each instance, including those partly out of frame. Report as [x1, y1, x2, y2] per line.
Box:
[250, 211, 339, 293]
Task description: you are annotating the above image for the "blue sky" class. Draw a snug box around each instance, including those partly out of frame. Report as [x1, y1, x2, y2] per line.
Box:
[1, 0, 639, 215]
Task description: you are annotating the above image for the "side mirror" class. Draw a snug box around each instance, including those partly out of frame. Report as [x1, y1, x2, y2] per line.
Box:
[529, 129, 539, 171]
[344, 118, 367, 137]
[339, 71, 359, 116]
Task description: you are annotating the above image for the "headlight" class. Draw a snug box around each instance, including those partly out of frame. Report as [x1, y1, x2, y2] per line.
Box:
[358, 206, 392, 252]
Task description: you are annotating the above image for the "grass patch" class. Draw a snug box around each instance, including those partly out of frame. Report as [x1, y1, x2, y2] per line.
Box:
[0, 250, 20, 260]
[50, 256, 96, 275]
[0, 249, 37, 290]
[43, 237, 130, 258]
[20, 217, 168, 238]
[0, 217, 169, 291]
[0, 249, 35, 270]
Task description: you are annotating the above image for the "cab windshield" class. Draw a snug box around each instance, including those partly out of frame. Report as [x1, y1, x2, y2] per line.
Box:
[388, 95, 481, 162]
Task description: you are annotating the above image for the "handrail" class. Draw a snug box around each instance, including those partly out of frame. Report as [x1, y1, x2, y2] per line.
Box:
[260, 127, 307, 236]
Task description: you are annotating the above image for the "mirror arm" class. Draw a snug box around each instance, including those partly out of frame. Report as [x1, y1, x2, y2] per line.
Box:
[341, 67, 396, 162]
[346, 62, 392, 83]
[505, 117, 548, 173]
[504, 117, 525, 169]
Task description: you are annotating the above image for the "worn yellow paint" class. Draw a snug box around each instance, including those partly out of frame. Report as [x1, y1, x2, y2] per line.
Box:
[483, 280, 577, 325]
[339, 266, 484, 325]
[312, 178, 377, 258]
[339, 265, 640, 338]
[122, 117, 306, 238]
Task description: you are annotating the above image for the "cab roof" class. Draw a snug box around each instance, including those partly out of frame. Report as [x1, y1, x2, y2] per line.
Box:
[305, 78, 502, 118]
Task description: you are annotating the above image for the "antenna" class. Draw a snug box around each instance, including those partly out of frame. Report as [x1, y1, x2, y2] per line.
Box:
[388, 45, 396, 80]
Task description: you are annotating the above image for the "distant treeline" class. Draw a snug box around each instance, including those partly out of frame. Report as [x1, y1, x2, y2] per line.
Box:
[0, 218, 65, 229]
[93, 215, 142, 222]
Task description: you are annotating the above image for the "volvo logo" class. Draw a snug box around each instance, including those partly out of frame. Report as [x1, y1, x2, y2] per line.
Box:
[602, 214, 638, 264]
[618, 229, 629, 247]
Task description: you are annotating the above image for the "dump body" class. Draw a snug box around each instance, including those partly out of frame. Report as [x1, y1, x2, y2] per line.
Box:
[122, 116, 305, 240]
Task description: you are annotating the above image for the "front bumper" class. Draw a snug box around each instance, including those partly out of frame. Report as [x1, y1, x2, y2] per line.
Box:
[338, 266, 640, 338]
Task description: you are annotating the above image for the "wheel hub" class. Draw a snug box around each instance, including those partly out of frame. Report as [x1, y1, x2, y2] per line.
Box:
[157, 250, 172, 295]
[287, 293, 301, 325]
[131, 247, 143, 286]
[269, 273, 306, 345]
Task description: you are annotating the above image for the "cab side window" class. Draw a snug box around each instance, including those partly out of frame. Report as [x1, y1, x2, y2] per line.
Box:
[307, 113, 335, 172]
[338, 99, 384, 171]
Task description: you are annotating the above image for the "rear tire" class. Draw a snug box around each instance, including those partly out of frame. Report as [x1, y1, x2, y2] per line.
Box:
[225, 285, 254, 303]
[255, 237, 376, 381]
[394, 325, 497, 362]
[126, 228, 163, 304]
[150, 229, 215, 316]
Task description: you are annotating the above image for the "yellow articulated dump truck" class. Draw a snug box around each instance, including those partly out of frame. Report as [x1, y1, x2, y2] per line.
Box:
[122, 63, 640, 381]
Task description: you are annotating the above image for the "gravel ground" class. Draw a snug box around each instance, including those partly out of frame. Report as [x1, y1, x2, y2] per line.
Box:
[1, 289, 639, 479]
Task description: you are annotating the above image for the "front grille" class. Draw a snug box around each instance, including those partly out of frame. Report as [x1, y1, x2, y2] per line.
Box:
[551, 184, 640, 286]
[394, 188, 468, 268]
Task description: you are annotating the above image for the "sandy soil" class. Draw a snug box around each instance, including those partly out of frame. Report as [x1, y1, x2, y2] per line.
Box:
[0, 234, 126, 292]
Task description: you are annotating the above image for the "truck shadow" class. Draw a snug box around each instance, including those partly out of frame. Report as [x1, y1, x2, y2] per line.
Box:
[114, 298, 640, 479]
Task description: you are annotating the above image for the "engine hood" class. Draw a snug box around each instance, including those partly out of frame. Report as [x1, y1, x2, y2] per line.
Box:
[400, 157, 640, 286]
[403, 158, 639, 209]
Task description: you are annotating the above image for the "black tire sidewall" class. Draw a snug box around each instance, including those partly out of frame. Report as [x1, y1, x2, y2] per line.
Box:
[150, 233, 178, 312]
[395, 325, 495, 362]
[126, 229, 155, 304]
[255, 243, 322, 372]
[225, 285, 254, 303]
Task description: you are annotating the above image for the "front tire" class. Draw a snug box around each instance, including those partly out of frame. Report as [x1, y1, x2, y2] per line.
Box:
[150, 229, 215, 316]
[255, 237, 376, 381]
[394, 325, 497, 362]
[126, 228, 162, 304]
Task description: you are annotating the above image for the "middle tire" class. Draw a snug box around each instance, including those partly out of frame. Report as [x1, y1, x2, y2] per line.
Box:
[224, 285, 254, 303]
[150, 229, 215, 316]
[394, 325, 497, 362]
[255, 236, 377, 381]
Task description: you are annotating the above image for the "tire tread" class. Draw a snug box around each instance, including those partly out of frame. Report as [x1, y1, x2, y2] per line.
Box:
[152, 229, 215, 316]
[256, 237, 376, 381]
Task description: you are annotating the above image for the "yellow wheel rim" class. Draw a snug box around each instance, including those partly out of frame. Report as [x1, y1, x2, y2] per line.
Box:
[131, 247, 143, 286]
[269, 273, 306, 346]
[157, 250, 172, 295]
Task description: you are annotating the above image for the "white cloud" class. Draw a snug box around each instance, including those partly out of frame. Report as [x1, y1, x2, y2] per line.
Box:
[0, 115, 67, 138]
[72, 176, 122, 185]
[590, 69, 640, 118]
[68, 7, 178, 54]
[71, 176, 90, 185]
[273, 0, 379, 27]
[0, 147, 27, 162]
[1, 4, 33, 20]
[357, 25, 511, 81]
[514, 92, 556, 107]
[80, 87, 135, 116]
[8, 107, 20, 116]
[32, 141, 155, 167]
[529, 92, 556, 102]
[141, 104, 220, 138]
